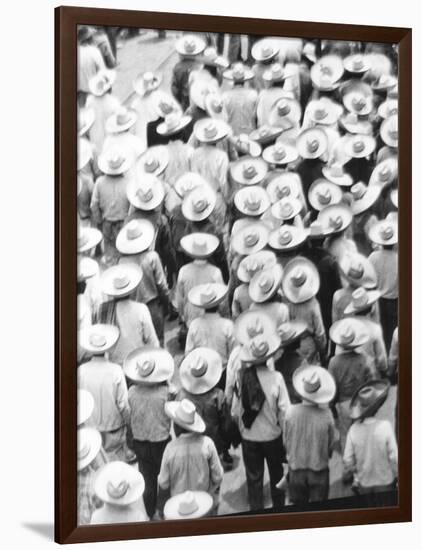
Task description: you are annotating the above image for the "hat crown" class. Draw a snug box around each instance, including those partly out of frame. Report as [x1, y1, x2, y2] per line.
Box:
[113, 270, 130, 290]
[307, 138, 320, 153]
[108, 153, 125, 169]
[244, 191, 262, 211]
[244, 258, 260, 277]
[89, 333, 107, 348]
[126, 220, 143, 240]
[345, 112, 359, 125]
[106, 479, 130, 499]
[379, 165, 392, 181]
[116, 108, 131, 125]
[199, 284, 217, 304]
[348, 261, 364, 279]
[184, 39, 196, 54]
[278, 228, 293, 245]
[136, 184, 154, 202]
[164, 112, 181, 130]
[192, 236, 208, 253]
[339, 325, 356, 345]
[143, 155, 159, 172]
[303, 371, 321, 393]
[352, 55, 364, 70]
[291, 267, 307, 287]
[351, 182, 367, 200]
[232, 63, 245, 80]
[137, 358, 155, 378]
[329, 163, 344, 178]
[159, 100, 174, 116]
[329, 215, 343, 230]
[314, 104, 328, 120]
[273, 144, 287, 161]
[353, 139, 365, 153]
[192, 196, 209, 213]
[277, 99, 290, 116]
[320, 63, 333, 77]
[261, 45, 274, 57]
[270, 63, 283, 78]
[243, 163, 258, 179]
[143, 71, 154, 83]
[244, 230, 260, 248]
[352, 287, 369, 308]
[258, 273, 274, 293]
[316, 186, 332, 205]
[204, 122, 218, 138]
[249, 336, 270, 358]
[175, 399, 196, 424]
[351, 96, 367, 112]
[279, 200, 294, 217]
[178, 491, 199, 515]
[246, 317, 265, 339]
[379, 223, 394, 240]
[191, 357, 208, 378]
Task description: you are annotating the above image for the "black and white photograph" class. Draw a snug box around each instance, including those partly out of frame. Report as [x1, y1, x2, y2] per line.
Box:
[76, 25, 399, 525]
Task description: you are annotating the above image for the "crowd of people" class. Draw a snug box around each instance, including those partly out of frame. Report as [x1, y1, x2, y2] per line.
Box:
[77, 26, 399, 525]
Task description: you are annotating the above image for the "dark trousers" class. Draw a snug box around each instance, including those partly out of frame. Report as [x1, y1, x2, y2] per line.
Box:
[378, 297, 398, 350]
[241, 436, 285, 511]
[132, 438, 170, 518]
[289, 468, 329, 505]
[355, 482, 397, 507]
[147, 297, 165, 346]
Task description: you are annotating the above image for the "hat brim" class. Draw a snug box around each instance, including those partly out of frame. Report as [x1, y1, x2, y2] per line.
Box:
[124, 346, 174, 384]
[322, 167, 354, 187]
[79, 324, 120, 354]
[349, 380, 390, 420]
[127, 181, 165, 211]
[223, 68, 254, 81]
[282, 257, 320, 304]
[188, 284, 228, 309]
[101, 264, 143, 298]
[106, 113, 137, 134]
[234, 188, 271, 217]
[249, 127, 284, 145]
[88, 70, 117, 97]
[268, 227, 308, 251]
[182, 188, 217, 222]
[78, 109, 95, 137]
[270, 198, 302, 221]
[194, 119, 230, 143]
[344, 290, 382, 315]
[263, 145, 299, 165]
[329, 319, 370, 349]
[137, 147, 169, 177]
[308, 181, 343, 212]
[164, 491, 213, 520]
[165, 401, 206, 433]
[351, 186, 381, 216]
[380, 119, 399, 148]
[230, 157, 268, 186]
[368, 226, 398, 246]
[77, 428, 102, 471]
[338, 116, 373, 136]
[78, 257, 99, 282]
[98, 156, 133, 176]
[279, 322, 308, 347]
[249, 266, 283, 304]
[297, 130, 328, 159]
[180, 233, 219, 259]
[133, 75, 162, 97]
[94, 462, 145, 506]
[179, 348, 222, 394]
[231, 223, 269, 256]
[293, 365, 336, 404]
[237, 250, 277, 283]
[78, 390, 95, 426]
[116, 221, 155, 255]
[157, 115, 192, 136]
[343, 136, 376, 159]
[317, 205, 353, 235]
[240, 334, 281, 365]
[234, 310, 277, 344]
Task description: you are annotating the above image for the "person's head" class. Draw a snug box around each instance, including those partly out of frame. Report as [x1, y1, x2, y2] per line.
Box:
[77, 280, 87, 295]
[382, 244, 395, 251]
[174, 424, 190, 437]
[77, 26, 95, 45]
[205, 305, 219, 314]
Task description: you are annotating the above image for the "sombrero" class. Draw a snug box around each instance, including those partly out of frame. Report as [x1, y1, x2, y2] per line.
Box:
[339, 112, 373, 136]
[343, 53, 371, 74]
[165, 399, 206, 433]
[77, 227, 103, 254]
[133, 71, 162, 97]
[308, 179, 343, 211]
[153, 92, 182, 119]
[266, 173, 301, 204]
[94, 461, 145, 506]
[371, 73, 397, 92]
[234, 185, 270, 217]
[127, 175, 165, 211]
[175, 172, 209, 199]
[194, 118, 230, 144]
[293, 365, 336, 404]
[342, 81, 374, 116]
[77, 427, 102, 471]
[310, 55, 344, 91]
[204, 92, 228, 121]
[137, 146, 169, 177]
[268, 225, 308, 251]
[79, 324, 120, 354]
[164, 491, 213, 520]
[116, 219, 155, 255]
[78, 138, 93, 171]
[249, 125, 284, 145]
[339, 253, 378, 289]
[237, 250, 277, 283]
[200, 47, 229, 69]
[157, 112, 192, 136]
[369, 157, 398, 188]
[88, 69, 116, 97]
[176, 34, 206, 57]
[380, 115, 398, 148]
[77, 256, 99, 282]
[105, 107, 137, 134]
[368, 218, 398, 246]
[269, 97, 302, 127]
[317, 204, 353, 235]
[180, 232, 220, 259]
[350, 182, 381, 215]
[349, 379, 390, 420]
[182, 184, 216, 222]
[180, 347, 222, 394]
[344, 287, 382, 315]
[262, 62, 284, 83]
[282, 256, 320, 304]
[234, 309, 277, 345]
[78, 108, 95, 137]
[231, 221, 269, 256]
[306, 98, 343, 126]
[101, 264, 143, 298]
[329, 317, 369, 349]
[230, 157, 268, 186]
[263, 142, 299, 165]
[278, 321, 308, 347]
[249, 263, 283, 303]
[322, 163, 354, 187]
[98, 146, 133, 176]
[270, 196, 302, 221]
[297, 127, 328, 159]
[252, 39, 280, 62]
[307, 221, 333, 240]
[78, 389, 95, 426]
[240, 333, 281, 365]
[231, 134, 262, 158]
[378, 98, 398, 120]
[188, 283, 228, 309]
[190, 77, 219, 110]
[343, 134, 376, 158]
[223, 62, 254, 82]
[124, 346, 174, 384]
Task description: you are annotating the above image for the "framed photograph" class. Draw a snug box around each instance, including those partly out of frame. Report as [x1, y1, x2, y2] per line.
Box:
[55, 5, 412, 544]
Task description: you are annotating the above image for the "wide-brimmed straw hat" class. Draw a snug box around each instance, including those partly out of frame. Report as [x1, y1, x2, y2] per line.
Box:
[124, 346, 174, 384]
[153, 92, 182, 119]
[339, 112, 373, 136]
[391, 188, 398, 209]
[262, 62, 284, 83]
[268, 225, 308, 251]
[268, 98, 301, 131]
[106, 107, 137, 134]
[78, 389, 95, 426]
[342, 81, 374, 116]
[371, 73, 397, 92]
[101, 264, 143, 298]
[137, 146, 169, 177]
[270, 197, 302, 221]
[176, 34, 206, 56]
[378, 98, 398, 120]
[350, 182, 381, 215]
[78, 427, 102, 471]
[175, 172, 208, 199]
[116, 219, 155, 255]
[127, 174, 165, 211]
[303, 42, 317, 64]
[368, 218, 398, 246]
[164, 491, 213, 520]
[200, 46, 230, 69]
[190, 77, 219, 110]
[343, 54, 371, 74]
[77, 227, 103, 253]
[188, 283, 228, 309]
[78, 138, 93, 171]
[235, 310, 277, 345]
[278, 321, 308, 347]
[165, 399, 206, 433]
[231, 134, 262, 158]
[282, 256, 320, 304]
[223, 62, 254, 82]
[240, 333, 281, 365]
[308, 179, 343, 211]
[180, 347, 222, 394]
[306, 98, 343, 126]
[380, 115, 398, 148]
[237, 250, 277, 283]
[182, 185, 216, 222]
[263, 142, 299, 165]
[88, 69, 116, 97]
[369, 157, 398, 188]
[157, 112, 192, 136]
[230, 157, 268, 186]
[249, 263, 283, 303]
[249, 125, 284, 145]
[98, 146, 133, 176]
[350, 379, 390, 420]
[194, 118, 230, 144]
[297, 127, 328, 159]
[79, 324, 120, 354]
[180, 232, 219, 259]
[78, 108, 95, 137]
[317, 204, 353, 235]
[78, 256, 99, 282]
[133, 71, 162, 97]
[231, 221, 270, 256]
[344, 287, 382, 315]
[339, 253, 378, 289]
[330, 318, 369, 349]
[204, 92, 228, 121]
[293, 365, 336, 404]
[322, 163, 353, 187]
[310, 55, 344, 91]
[252, 39, 280, 62]
[343, 134, 376, 158]
[234, 186, 270, 217]
[266, 173, 301, 204]
[94, 461, 145, 506]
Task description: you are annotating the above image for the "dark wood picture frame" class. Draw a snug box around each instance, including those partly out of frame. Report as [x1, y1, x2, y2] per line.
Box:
[55, 5, 412, 544]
